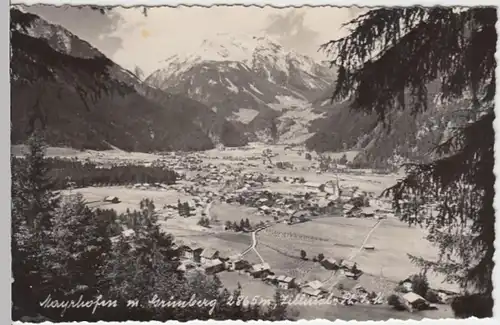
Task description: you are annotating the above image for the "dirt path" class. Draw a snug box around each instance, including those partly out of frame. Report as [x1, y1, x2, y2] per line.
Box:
[240, 217, 287, 263]
[347, 219, 383, 260]
[241, 226, 267, 262]
[323, 219, 384, 289]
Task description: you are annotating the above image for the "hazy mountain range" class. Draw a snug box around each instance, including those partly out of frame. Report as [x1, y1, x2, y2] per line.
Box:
[11, 10, 460, 167]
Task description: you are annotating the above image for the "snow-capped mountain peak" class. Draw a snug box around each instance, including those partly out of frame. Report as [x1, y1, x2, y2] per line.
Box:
[144, 33, 336, 144]
[156, 33, 328, 80]
[175, 33, 284, 63]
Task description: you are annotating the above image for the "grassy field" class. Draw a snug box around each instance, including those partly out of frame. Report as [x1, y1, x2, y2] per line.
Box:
[256, 215, 455, 292]
[210, 202, 269, 224]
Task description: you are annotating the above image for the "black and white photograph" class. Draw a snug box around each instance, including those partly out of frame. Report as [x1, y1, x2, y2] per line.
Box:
[10, 3, 496, 322]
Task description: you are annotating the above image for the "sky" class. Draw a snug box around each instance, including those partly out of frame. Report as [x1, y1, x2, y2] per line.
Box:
[24, 5, 364, 75]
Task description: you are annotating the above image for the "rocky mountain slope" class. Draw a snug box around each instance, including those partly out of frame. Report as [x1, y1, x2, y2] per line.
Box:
[11, 9, 248, 152]
[306, 85, 471, 168]
[145, 33, 335, 141]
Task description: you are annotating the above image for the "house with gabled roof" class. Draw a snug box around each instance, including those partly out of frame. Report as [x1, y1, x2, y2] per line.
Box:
[321, 258, 340, 270]
[277, 276, 295, 289]
[250, 262, 272, 278]
[305, 280, 324, 291]
[402, 292, 429, 312]
[203, 259, 225, 275]
[200, 248, 220, 263]
[179, 244, 203, 263]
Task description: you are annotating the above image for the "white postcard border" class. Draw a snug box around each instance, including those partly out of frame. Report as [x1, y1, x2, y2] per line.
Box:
[3, 1, 499, 325]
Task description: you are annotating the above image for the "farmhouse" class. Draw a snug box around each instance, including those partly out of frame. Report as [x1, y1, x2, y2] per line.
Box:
[301, 287, 322, 297]
[402, 292, 429, 312]
[203, 260, 225, 275]
[264, 274, 277, 284]
[340, 260, 356, 271]
[250, 262, 272, 278]
[305, 280, 324, 291]
[436, 289, 458, 304]
[225, 257, 247, 271]
[321, 258, 339, 270]
[359, 206, 376, 218]
[259, 205, 271, 214]
[344, 271, 362, 280]
[277, 276, 295, 289]
[288, 210, 310, 224]
[179, 245, 203, 263]
[304, 182, 322, 190]
[104, 196, 120, 204]
[200, 248, 220, 263]
[343, 204, 356, 217]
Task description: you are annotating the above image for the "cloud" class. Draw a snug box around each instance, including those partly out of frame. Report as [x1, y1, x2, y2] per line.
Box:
[264, 8, 319, 56]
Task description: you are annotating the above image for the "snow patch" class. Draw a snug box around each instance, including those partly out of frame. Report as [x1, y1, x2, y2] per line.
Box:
[224, 77, 239, 93]
[248, 83, 263, 95]
[230, 108, 259, 124]
[321, 99, 331, 106]
[242, 88, 266, 104]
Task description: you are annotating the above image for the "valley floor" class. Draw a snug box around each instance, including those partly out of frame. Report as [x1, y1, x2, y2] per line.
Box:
[13, 143, 457, 320]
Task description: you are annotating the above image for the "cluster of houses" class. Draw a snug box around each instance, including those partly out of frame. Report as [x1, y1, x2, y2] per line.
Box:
[391, 277, 458, 312]
[174, 244, 270, 277]
[172, 242, 382, 306]
[222, 186, 342, 223]
[125, 182, 171, 191]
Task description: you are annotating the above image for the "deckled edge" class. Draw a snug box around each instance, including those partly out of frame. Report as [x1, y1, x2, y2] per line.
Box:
[4, 1, 500, 325]
[8, 0, 500, 7]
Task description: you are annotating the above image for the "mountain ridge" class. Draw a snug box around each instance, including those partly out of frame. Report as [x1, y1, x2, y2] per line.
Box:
[144, 33, 335, 143]
[11, 10, 249, 152]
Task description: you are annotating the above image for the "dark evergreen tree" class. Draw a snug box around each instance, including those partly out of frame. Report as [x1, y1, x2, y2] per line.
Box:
[11, 131, 59, 319]
[410, 273, 430, 297]
[183, 202, 190, 216]
[322, 7, 495, 317]
[300, 250, 307, 260]
[177, 199, 184, 216]
[266, 290, 288, 321]
[103, 199, 182, 316]
[51, 193, 112, 297]
[339, 154, 348, 165]
[270, 119, 278, 143]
